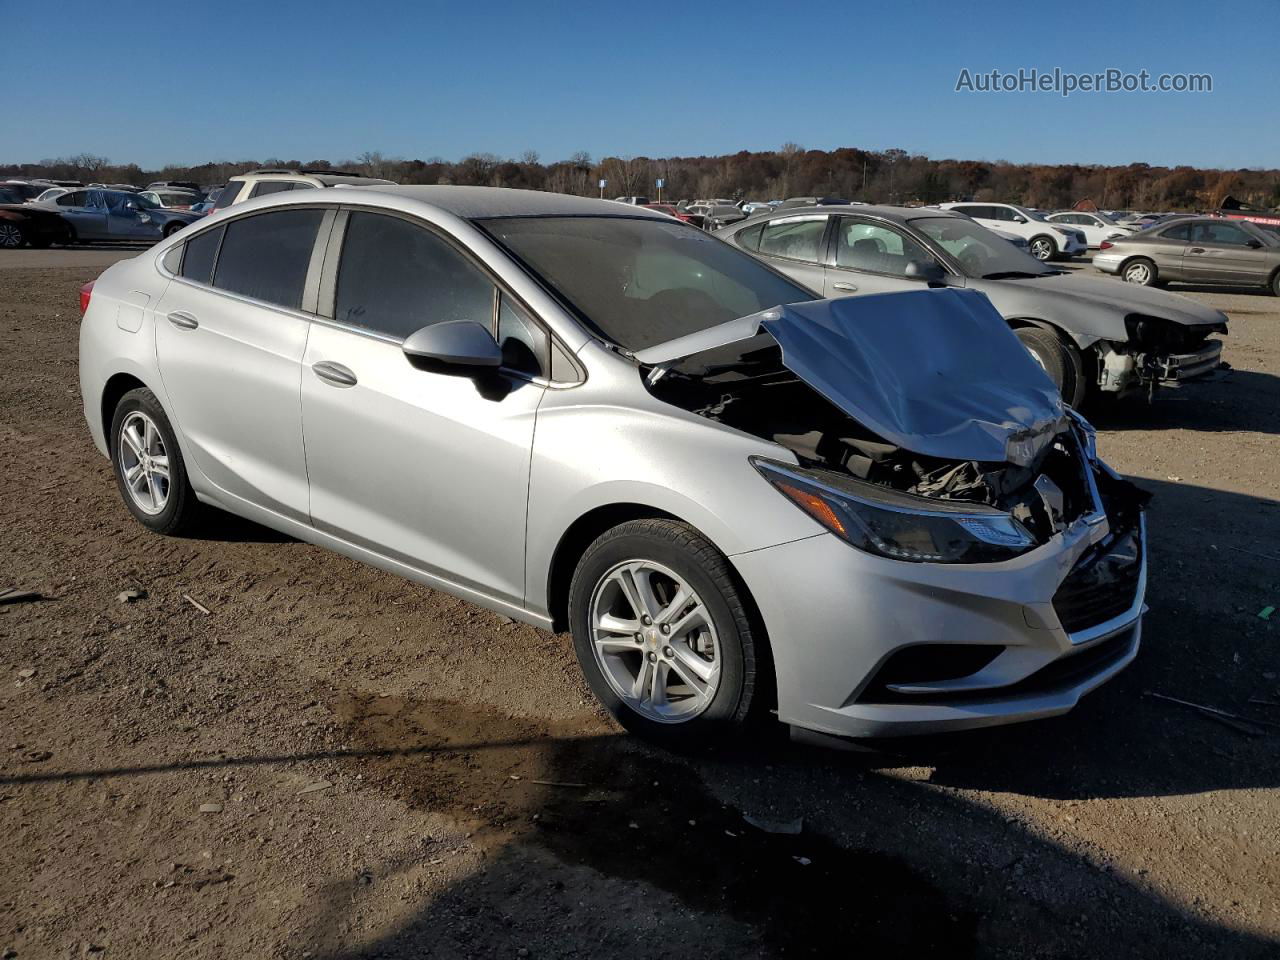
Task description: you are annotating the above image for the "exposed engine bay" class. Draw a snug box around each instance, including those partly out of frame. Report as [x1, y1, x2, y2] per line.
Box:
[636, 290, 1150, 549]
[648, 346, 1105, 544]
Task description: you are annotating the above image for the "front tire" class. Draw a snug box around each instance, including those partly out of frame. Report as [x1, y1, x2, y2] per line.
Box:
[568, 519, 766, 743]
[1015, 326, 1086, 407]
[1029, 235, 1056, 261]
[1122, 258, 1157, 286]
[109, 388, 199, 535]
[0, 222, 26, 249]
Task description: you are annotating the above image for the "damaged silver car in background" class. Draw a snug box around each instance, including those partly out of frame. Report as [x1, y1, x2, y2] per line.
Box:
[80, 188, 1149, 745]
[718, 205, 1228, 407]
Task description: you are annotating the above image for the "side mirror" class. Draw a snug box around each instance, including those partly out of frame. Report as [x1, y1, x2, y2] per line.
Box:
[402, 320, 502, 373]
[905, 260, 946, 284]
[1247, 239, 1263, 249]
[1012, 215, 1027, 223]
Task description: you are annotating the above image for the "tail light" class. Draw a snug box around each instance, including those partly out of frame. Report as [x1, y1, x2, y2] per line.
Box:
[79, 280, 95, 315]
[1099, 241, 1113, 251]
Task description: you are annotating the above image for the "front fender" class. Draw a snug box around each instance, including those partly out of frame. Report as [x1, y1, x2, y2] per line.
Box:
[523, 398, 822, 619]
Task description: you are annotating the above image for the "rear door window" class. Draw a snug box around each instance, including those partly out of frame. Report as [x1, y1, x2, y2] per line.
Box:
[1160, 223, 1192, 241]
[334, 211, 495, 339]
[735, 222, 765, 251]
[212, 209, 323, 309]
[180, 225, 225, 285]
[756, 216, 827, 263]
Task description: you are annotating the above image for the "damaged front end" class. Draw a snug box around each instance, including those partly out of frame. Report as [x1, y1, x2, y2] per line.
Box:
[639, 289, 1148, 560]
[1097, 314, 1228, 395]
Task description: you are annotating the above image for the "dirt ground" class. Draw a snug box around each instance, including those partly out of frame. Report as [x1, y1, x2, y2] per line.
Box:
[1, 246, 1278, 959]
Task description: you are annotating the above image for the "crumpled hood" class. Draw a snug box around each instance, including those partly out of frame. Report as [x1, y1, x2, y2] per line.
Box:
[638, 288, 1067, 465]
[1004, 272, 1228, 328]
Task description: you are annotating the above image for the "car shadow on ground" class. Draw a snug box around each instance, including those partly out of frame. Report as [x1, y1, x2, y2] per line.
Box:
[1086, 368, 1280, 435]
[183, 509, 296, 544]
[284, 696, 1277, 958]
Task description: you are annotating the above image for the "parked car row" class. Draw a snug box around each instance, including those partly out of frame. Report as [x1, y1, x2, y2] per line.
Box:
[79, 185, 1153, 746]
[0, 169, 394, 248]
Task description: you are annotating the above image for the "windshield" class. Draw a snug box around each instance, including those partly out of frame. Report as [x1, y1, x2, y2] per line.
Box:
[482, 216, 814, 351]
[911, 216, 1053, 279]
[131, 193, 160, 210]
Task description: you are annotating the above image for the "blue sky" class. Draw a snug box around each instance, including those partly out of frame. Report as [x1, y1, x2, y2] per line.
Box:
[9, 0, 1277, 170]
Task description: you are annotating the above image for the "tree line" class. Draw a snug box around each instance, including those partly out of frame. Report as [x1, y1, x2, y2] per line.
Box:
[5, 145, 1278, 212]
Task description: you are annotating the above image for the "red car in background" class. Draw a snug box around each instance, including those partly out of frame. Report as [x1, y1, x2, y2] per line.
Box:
[643, 202, 706, 229]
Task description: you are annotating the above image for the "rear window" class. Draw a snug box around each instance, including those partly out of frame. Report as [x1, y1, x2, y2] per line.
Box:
[248, 180, 301, 199]
[180, 225, 224, 285]
[212, 210, 322, 309]
[213, 182, 242, 209]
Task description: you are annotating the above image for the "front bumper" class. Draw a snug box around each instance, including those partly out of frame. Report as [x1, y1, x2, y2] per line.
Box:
[731, 480, 1147, 739]
[1153, 338, 1223, 381]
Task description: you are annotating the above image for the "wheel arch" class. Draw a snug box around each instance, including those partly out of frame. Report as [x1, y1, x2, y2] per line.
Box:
[101, 372, 151, 444]
[546, 502, 682, 632]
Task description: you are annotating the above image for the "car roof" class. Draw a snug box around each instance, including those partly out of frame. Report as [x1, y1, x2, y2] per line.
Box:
[742, 203, 963, 225]
[341, 185, 670, 220]
[230, 170, 395, 186]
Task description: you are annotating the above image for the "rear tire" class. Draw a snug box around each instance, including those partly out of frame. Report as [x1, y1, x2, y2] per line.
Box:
[1015, 326, 1086, 407]
[1122, 258, 1157, 286]
[163, 222, 185, 238]
[1269, 270, 1280, 297]
[568, 518, 767, 744]
[109, 388, 200, 535]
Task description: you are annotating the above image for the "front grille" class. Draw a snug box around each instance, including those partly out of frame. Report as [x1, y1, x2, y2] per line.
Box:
[1053, 526, 1143, 633]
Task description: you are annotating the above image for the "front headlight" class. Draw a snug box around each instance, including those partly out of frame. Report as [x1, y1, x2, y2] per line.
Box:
[752, 458, 1036, 564]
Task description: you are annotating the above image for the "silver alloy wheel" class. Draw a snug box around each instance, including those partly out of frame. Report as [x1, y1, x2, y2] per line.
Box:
[589, 559, 722, 723]
[1030, 238, 1053, 261]
[0, 223, 23, 248]
[117, 411, 171, 515]
[1124, 262, 1151, 284]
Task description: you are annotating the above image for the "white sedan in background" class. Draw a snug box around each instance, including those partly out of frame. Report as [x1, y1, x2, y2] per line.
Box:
[1046, 211, 1133, 249]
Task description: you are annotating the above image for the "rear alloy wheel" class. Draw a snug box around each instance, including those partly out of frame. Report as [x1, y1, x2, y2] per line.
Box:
[110, 387, 200, 535]
[569, 518, 765, 742]
[1015, 326, 1086, 407]
[163, 222, 185, 238]
[1122, 258, 1157, 286]
[1029, 235, 1056, 261]
[0, 222, 26, 249]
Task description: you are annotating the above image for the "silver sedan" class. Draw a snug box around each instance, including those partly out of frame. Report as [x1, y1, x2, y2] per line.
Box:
[717, 205, 1228, 406]
[78, 187, 1149, 743]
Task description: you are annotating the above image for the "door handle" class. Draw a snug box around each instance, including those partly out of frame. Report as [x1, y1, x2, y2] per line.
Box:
[166, 311, 198, 330]
[312, 361, 357, 388]
[831, 282, 859, 292]
[1189, 247, 1205, 254]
